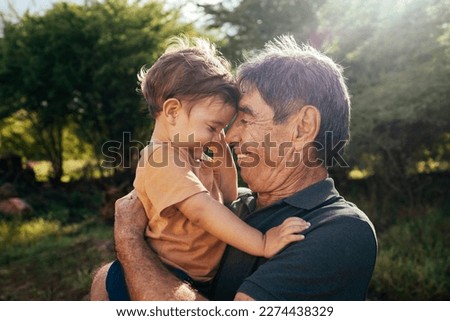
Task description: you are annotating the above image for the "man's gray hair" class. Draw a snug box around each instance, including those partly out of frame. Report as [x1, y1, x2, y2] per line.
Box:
[237, 35, 351, 165]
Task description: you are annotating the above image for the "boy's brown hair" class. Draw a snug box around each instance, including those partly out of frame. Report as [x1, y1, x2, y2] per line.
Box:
[138, 36, 239, 118]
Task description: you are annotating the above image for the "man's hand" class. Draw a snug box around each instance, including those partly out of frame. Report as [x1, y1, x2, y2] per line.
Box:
[115, 189, 144, 218]
[234, 292, 255, 301]
[114, 189, 148, 244]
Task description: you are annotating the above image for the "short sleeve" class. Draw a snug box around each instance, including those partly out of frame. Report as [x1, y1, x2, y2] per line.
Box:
[238, 217, 377, 300]
[136, 144, 208, 215]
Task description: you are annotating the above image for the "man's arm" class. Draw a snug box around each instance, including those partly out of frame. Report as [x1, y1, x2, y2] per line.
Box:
[114, 190, 206, 300]
[234, 292, 255, 301]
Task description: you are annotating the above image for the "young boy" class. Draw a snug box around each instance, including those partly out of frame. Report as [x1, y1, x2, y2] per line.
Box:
[133, 37, 309, 291]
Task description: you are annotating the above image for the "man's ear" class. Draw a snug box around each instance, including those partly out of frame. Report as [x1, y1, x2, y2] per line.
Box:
[292, 105, 321, 150]
[162, 98, 182, 125]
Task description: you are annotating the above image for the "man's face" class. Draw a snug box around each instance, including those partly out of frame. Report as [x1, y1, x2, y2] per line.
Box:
[226, 89, 300, 193]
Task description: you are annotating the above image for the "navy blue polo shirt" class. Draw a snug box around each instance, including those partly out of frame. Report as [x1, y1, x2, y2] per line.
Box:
[210, 178, 378, 300]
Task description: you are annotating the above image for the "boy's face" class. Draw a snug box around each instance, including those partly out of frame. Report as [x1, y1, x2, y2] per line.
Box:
[172, 96, 236, 158]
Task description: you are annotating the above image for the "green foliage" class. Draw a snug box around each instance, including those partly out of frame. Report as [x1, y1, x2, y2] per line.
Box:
[69, 0, 195, 171]
[201, 0, 325, 63]
[0, 0, 195, 183]
[319, 0, 450, 204]
[0, 2, 92, 182]
[369, 208, 450, 300]
[0, 110, 45, 159]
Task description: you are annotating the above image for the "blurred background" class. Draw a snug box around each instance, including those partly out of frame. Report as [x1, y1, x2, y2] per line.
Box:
[0, 0, 448, 300]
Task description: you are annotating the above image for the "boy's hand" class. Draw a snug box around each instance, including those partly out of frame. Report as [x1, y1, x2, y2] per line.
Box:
[205, 130, 229, 168]
[217, 129, 227, 144]
[263, 217, 310, 258]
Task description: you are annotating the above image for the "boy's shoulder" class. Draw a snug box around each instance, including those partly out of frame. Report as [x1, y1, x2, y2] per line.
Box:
[138, 142, 192, 169]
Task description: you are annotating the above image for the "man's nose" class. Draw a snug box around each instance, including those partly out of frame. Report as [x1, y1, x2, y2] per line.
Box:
[225, 121, 240, 145]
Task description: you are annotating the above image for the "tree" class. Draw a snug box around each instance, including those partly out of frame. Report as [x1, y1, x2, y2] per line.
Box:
[68, 0, 194, 175]
[0, 0, 194, 183]
[0, 3, 89, 183]
[200, 0, 325, 63]
[318, 0, 450, 204]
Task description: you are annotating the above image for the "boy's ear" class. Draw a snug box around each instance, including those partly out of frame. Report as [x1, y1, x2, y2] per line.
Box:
[162, 98, 182, 125]
[292, 105, 321, 150]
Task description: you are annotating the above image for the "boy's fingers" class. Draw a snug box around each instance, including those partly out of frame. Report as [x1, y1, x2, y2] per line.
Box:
[284, 234, 305, 243]
[282, 217, 309, 226]
[281, 220, 310, 232]
[282, 224, 309, 235]
[282, 217, 305, 223]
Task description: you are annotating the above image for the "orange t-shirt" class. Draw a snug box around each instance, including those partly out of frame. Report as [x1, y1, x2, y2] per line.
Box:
[134, 143, 226, 282]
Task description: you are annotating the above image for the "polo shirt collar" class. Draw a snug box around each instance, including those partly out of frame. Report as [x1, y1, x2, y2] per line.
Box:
[283, 178, 340, 210]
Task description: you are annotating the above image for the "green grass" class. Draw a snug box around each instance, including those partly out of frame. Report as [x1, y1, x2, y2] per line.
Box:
[368, 208, 450, 300]
[3, 211, 447, 300]
[0, 176, 448, 300]
[0, 218, 114, 300]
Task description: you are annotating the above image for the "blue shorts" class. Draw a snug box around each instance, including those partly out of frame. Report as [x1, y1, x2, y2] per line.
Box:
[105, 260, 212, 300]
[105, 260, 130, 300]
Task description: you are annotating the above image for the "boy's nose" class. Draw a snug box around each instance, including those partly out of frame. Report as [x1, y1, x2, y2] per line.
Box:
[211, 131, 221, 143]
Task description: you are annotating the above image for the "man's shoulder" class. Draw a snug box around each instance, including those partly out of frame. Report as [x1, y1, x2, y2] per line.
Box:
[307, 196, 377, 247]
[313, 195, 373, 223]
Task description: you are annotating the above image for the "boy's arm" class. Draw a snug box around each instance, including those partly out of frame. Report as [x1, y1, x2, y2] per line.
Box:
[176, 192, 309, 258]
[211, 131, 238, 204]
[114, 190, 206, 300]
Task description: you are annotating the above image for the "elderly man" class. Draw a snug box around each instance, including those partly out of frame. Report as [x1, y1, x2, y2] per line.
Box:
[90, 36, 377, 301]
